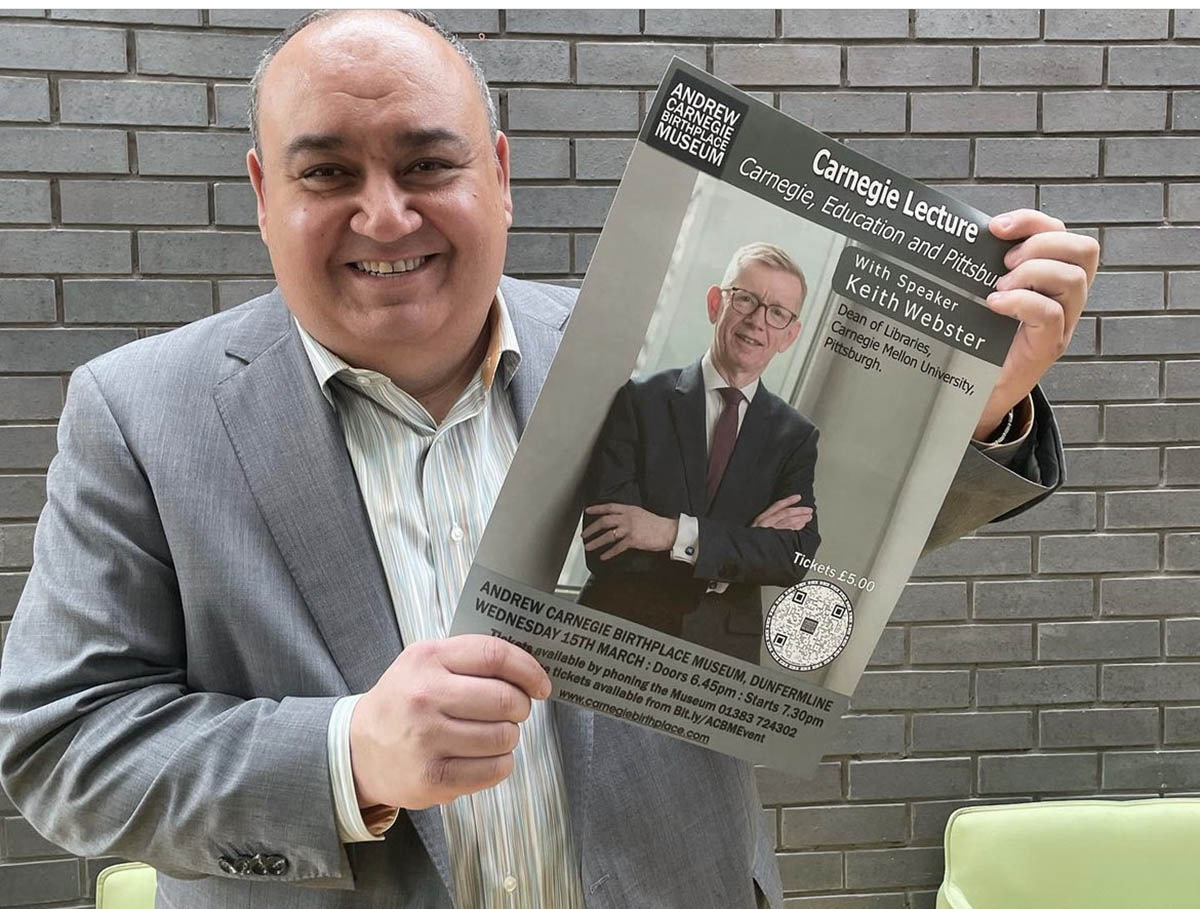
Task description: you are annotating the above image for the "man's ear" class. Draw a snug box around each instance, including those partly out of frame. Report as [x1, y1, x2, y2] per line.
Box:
[706, 284, 723, 325]
[247, 148, 269, 243]
[779, 319, 803, 351]
[494, 130, 513, 229]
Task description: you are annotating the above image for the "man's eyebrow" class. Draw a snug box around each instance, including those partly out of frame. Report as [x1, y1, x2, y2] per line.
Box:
[283, 133, 345, 162]
[396, 128, 472, 153]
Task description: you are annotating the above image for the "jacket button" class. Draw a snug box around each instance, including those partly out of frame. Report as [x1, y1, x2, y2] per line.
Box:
[233, 856, 253, 875]
[249, 854, 268, 875]
[217, 857, 236, 874]
[264, 855, 289, 876]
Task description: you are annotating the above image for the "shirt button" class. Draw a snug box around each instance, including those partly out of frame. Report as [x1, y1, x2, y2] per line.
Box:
[502, 875, 518, 893]
[449, 525, 464, 542]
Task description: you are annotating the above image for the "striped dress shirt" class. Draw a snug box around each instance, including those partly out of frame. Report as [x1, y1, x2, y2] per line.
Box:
[295, 292, 584, 909]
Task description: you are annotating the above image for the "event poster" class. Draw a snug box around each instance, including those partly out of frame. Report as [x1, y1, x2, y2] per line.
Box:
[450, 60, 1018, 774]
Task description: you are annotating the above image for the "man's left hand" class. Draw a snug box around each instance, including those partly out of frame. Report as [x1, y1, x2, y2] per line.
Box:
[976, 209, 1100, 441]
[583, 504, 678, 560]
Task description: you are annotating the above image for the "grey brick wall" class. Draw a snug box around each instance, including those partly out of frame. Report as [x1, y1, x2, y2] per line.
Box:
[0, 8, 1198, 908]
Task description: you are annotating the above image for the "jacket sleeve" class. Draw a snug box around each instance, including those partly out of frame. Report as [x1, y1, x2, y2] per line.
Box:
[0, 365, 355, 889]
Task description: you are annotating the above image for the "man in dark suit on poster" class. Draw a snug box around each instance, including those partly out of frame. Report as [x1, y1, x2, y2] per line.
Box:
[579, 242, 818, 664]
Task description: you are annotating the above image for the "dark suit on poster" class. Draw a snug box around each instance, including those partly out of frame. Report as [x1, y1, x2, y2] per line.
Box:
[578, 358, 819, 662]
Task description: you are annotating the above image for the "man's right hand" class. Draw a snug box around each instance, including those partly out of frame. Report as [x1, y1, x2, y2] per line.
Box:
[349, 635, 552, 811]
[752, 494, 813, 531]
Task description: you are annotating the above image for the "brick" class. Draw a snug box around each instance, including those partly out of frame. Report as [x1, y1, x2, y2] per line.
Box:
[1110, 46, 1200, 86]
[845, 139, 969, 180]
[0, 327, 136, 372]
[214, 83, 250, 130]
[1043, 361, 1158, 401]
[578, 43, 705, 88]
[1167, 618, 1200, 657]
[913, 537, 1030, 578]
[783, 894, 906, 909]
[60, 79, 210, 128]
[911, 798, 1026, 843]
[1065, 317, 1097, 357]
[0, 524, 35, 568]
[0, 127, 128, 174]
[848, 46, 973, 87]
[1063, 448, 1159, 488]
[1179, 10, 1200, 37]
[1167, 448, 1200, 484]
[979, 753, 1098, 794]
[1166, 534, 1200, 570]
[976, 138, 1098, 179]
[911, 92, 1036, 134]
[51, 9, 202, 26]
[572, 234, 599, 273]
[504, 9, 638, 35]
[0, 376, 62, 419]
[575, 138, 635, 181]
[977, 665, 1097, 706]
[851, 671, 969, 710]
[1043, 91, 1166, 134]
[939, 184, 1036, 214]
[504, 233, 570, 275]
[1165, 707, 1200, 744]
[0, 859, 81, 906]
[1103, 750, 1200, 790]
[3, 816, 69, 857]
[217, 280, 275, 311]
[911, 711, 1034, 752]
[1170, 273, 1200, 310]
[780, 92, 906, 135]
[1105, 403, 1200, 442]
[981, 491, 1096, 534]
[423, 9, 500, 34]
[62, 279, 212, 324]
[1039, 534, 1158, 574]
[1102, 663, 1200, 701]
[1107, 138, 1200, 178]
[1107, 227, 1200, 267]
[507, 89, 639, 132]
[915, 9, 1038, 38]
[1102, 577, 1200, 617]
[0, 23, 125, 72]
[777, 852, 843, 893]
[1039, 619, 1160, 661]
[461, 39, 569, 84]
[0, 229, 130, 274]
[645, 9, 775, 38]
[0, 425, 55, 470]
[1087, 271, 1164, 313]
[511, 186, 615, 229]
[508, 137, 569, 179]
[136, 31, 272, 79]
[203, 9, 309, 28]
[715, 44, 840, 87]
[60, 180, 209, 226]
[910, 624, 1032, 665]
[1041, 184, 1162, 226]
[138, 231, 270, 275]
[825, 714, 905, 756]
[783, 9, 908, 38]
[0, 179, 49, 224]
[1054, 405, 1101, 444]
[974, 578, 1094, 621]
[892, 581, 967, 623]
[0, 571, 29, 618]
[850, 758, 972, 800]
[1172, 185, 1200, 222]
[1108, 490, 1200, 529]
[1175, 93, 1200, 131]
[868, 626, 905, 667]
[979, 46, 1103, 87]
[1046, 10, 1169, 40]
[781, 804, 906, 848]
[213, 183, 257, 226]
[1040, 707, 1159, 747]
[136, 131, 250, 177]
[756, 761, 842, 805]
[845, 847, 943, 890]
[0, 278, 54, 321]
[0, 75, 49, 122]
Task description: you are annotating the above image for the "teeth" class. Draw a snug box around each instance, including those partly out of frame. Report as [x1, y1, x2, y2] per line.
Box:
[353, 256, 426, 275]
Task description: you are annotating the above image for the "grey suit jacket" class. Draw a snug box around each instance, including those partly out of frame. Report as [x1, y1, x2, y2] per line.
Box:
[0, 277, 1062, 909]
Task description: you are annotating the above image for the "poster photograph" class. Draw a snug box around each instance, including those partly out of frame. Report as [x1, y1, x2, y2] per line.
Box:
[451, 60, 1019, 774]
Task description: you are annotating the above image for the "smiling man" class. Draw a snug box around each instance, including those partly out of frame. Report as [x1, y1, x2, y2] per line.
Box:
[0, 9, 1097, 909]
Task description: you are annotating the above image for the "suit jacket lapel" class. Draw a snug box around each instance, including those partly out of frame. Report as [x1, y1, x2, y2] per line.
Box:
[669, 361, 708, 514]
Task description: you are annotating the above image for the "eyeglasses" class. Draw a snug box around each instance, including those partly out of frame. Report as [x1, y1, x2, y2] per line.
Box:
[722, 287, 799, 330]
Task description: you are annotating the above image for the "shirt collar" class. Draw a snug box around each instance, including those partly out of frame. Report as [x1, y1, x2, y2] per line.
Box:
[295, 287, 522, 405]
[701, 349, 759, 404]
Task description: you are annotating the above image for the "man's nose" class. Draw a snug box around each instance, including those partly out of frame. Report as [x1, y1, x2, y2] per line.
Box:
[350, 175, 422, 242]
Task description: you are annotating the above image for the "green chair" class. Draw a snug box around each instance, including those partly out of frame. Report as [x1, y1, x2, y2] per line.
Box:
[95, 861, 156, 909]
[937, 798, 1200, 909]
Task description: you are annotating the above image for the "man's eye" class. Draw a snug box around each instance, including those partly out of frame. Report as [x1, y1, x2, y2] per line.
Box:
[302, 166, 343, 179]
[411, 160, 453, 174]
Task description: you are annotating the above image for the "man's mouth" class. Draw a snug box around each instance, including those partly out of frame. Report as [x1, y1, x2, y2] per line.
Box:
[735, 331, 764, 348]
[350, 255, 429, 276]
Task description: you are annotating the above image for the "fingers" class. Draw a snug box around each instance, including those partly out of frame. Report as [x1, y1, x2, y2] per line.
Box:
[1002, 230, 1100, 287]
[422, 753, 516, 805]
[989, 209, 1066, 241]
[599, 537, 634, 561]
[753, 494, 803, 525]
[438, 635, 551, 700]
[993, 257, 1086, 328]
[436, 717, 522, 758]
[439, 674, 534, 723]
[755, 506, 814, 531]
[581, 513, 621, 542]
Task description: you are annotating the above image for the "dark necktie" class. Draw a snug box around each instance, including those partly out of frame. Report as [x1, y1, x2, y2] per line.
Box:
[706, 386, 745, 505]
